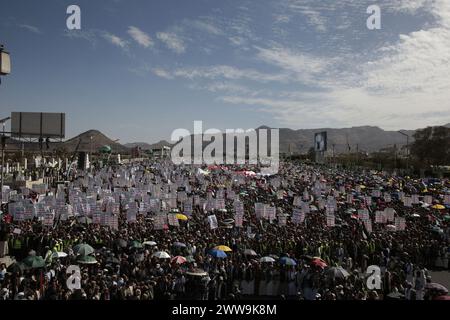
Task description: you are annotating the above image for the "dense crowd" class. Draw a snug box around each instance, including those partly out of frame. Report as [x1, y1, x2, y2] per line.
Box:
[0, 160, 449, 300]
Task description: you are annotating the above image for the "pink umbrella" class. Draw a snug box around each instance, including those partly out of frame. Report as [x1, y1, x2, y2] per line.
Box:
[171, 256, 187, 265]
[311, 258, 328, 269]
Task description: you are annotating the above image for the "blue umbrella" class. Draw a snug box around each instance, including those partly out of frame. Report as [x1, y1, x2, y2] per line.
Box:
[173, 241, 187, 248]
[208, 249, 227, 259]
[280, 257, 297, 266]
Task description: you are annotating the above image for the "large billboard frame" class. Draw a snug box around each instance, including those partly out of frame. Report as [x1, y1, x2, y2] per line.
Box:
[314, 131, 327, 152]
[10, 112, 65, 139]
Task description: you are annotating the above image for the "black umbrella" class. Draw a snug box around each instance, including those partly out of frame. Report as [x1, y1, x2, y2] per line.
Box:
[106, 256, 121, 264]
[7, 262, 25, 274]
[115, 239, 127, 248]
[325, 267, 350, 279]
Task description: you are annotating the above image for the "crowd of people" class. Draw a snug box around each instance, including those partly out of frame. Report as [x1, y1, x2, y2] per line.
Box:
[0, 160, 449, 300]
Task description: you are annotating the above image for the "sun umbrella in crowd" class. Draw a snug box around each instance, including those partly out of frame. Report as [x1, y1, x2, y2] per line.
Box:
[386, 225, 397, 231]
[386, 292, 405, 300]
[77, 255, 98, 265]
[311, 258, 328, 269]
[171, 256, 187, 265]
[186, 269, 208, 277]
[431, 226, 444, 234]
[209, 249, 227, 259]
[260, 256, 276, 263]
[106, 256, 120, 264]
[325, 266, 350, 279]
[152, 251, 171, 259]
[115, 239, 128, 248]
[129, 240, 144, 249]
[243, 249, 258, 256]
[185, 256, 196, 263]
[425, 283, 449, 295]
[173, 242, 187, 248]
[176, 214, 188, 221]
[76, 216, 92, 224]
[51, 252, 68, 259]
[214, 245, 232, 252]
[431, 204, 445, 210]
[7, 262, 25, 274]
[223, 219, 234, 225]
[22, 255, 45, 269]
[73, 244, 95, 256]
[279, 257, 297, 266]
[143, 241, 157, 246]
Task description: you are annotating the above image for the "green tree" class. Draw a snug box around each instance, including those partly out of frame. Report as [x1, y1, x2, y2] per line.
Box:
[410, 126, 450, 166]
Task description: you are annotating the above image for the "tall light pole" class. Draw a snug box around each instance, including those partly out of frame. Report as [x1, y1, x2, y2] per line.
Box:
[398, 131, 410, 171]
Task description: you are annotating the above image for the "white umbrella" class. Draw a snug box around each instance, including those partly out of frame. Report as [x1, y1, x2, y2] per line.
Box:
[244, 249, 258, 256]
[186, 269, 208, 277]
[386, 225, 397, 231]
[143, 241, 157, 246]
[152, 251, 171, 259]
[260, 256, 276, 263]
[222, 218, 234, 225]
[51, 252, 68, 259]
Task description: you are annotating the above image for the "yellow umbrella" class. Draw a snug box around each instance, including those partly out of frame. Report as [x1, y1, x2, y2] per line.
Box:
[214, 245, 232, 252]
[176, 214, 188, 221]
[431, 204, 445, 210]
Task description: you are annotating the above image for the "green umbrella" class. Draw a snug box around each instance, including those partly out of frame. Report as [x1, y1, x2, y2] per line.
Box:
[77, 255, 98, 264]
[99, 145, 112, 154]
[22, 256, 45, 269]
[129, 240, 144, 249]
[443, 215, 450, 221]
[73, 243, 95, 256]
[186, 255, 196, 263]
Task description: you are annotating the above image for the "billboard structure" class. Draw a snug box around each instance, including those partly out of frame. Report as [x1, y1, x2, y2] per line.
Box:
[314, 132, 327, 152]
[314, 131, 327, 163]
[0, 49, 11, 75]
[11, 112, 65, 139]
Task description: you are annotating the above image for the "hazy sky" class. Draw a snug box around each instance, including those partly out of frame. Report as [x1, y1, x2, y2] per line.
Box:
[0, 0, 449, 143]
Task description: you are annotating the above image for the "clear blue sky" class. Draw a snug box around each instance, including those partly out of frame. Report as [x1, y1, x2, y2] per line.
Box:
[1, 0, 449, 143]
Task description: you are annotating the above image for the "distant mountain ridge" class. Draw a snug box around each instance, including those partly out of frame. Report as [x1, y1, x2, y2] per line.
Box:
[124, 140, 172, 150]
[61, 129, 129, 153]
[144, 123, 449, 155]
[6, 123, 448, 155]
[275, 123, 450, 154]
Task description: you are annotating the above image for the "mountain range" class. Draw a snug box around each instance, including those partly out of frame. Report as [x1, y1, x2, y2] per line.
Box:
[5, 123, 449, 155]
